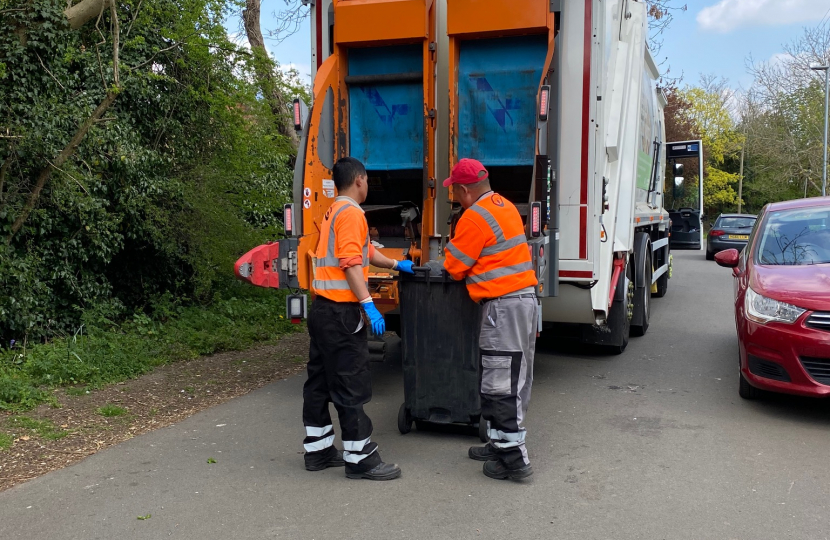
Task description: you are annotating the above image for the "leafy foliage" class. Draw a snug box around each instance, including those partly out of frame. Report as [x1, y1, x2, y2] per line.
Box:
[0, 0, 301, 343]
[664, 79, 744, 214]
[0, 286, 301, 410]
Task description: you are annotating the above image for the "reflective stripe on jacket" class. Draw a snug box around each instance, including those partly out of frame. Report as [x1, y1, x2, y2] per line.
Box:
[443, 192, 537, 303]
[313, 197, 371, 303]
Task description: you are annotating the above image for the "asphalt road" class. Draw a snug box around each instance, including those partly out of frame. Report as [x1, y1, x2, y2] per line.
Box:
[2, 251, 830, 540]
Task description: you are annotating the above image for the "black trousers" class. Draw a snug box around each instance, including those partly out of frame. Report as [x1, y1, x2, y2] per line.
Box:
[302, 296, 381, 473]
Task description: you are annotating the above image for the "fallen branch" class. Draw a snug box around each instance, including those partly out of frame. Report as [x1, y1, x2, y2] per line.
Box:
[47, 159, 89, 195]
[6, 0, 121, 244]
[6, 91, 117, 244]
[37, 53, 66, 91]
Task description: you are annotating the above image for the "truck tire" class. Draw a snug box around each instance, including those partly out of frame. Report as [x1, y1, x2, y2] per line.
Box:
[653, 251, 670, 298]
[604, 261, 632, 355]
[631, 251, 652, 337]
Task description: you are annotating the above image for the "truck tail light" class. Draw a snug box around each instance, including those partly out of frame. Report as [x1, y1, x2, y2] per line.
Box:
[539, 85, 550, 122]
[530, 202, 542, 238]
[284, 203, 294, 236]
[293, 99, 302, 131]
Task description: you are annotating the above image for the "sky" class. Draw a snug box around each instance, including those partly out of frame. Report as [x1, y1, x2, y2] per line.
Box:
[243, 0, 830, 91]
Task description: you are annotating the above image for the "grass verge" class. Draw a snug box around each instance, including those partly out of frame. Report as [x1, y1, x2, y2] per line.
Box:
[97, 404, 127, 417]
[0, 286, 301, 411]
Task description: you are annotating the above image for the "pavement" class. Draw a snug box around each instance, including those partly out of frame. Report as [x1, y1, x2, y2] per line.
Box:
[2, 251, 830, 540]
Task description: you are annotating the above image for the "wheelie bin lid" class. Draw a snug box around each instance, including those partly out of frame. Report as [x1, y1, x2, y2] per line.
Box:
[402, 261, 457, 283]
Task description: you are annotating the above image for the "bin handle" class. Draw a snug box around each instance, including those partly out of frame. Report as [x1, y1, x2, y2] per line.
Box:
[411, 266, 430, 273]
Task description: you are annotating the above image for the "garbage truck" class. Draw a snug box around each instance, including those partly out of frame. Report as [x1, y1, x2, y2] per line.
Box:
[236, 0, 673, 355]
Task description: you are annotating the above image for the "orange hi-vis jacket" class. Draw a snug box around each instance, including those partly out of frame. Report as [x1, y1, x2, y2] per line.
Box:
[313, 196, 376, 303]
[444, 192, 538, 303]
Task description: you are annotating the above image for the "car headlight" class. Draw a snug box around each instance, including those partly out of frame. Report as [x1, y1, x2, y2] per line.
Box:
[745, 287, 806, 324]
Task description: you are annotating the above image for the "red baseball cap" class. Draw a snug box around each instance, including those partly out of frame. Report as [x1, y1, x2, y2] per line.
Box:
[443, 158, 489, 187]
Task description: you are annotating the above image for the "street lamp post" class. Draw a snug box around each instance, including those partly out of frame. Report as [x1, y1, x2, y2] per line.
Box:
[811, 63, 829, 197]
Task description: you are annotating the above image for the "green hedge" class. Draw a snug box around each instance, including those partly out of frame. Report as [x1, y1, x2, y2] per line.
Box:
[0, 286, 302, 410]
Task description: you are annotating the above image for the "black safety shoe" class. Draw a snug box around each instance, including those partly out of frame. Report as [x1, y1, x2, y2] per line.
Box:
[345, 462, 402, 481]
[468, 443, 498, 461]
[305, 449, 346, 471]
[483, 459, 533, 480]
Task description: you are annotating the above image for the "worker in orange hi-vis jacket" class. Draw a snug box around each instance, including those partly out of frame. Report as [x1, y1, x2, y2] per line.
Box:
[303, 157, 415, 481]
[443, 158, 539, 480]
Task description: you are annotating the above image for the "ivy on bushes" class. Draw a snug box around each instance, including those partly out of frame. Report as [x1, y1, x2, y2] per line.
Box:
[0, 0, 306, 343]
[0, 0, 309, 408]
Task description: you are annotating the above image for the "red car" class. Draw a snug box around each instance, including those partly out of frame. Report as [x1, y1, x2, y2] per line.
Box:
[715, 197, 830, 399]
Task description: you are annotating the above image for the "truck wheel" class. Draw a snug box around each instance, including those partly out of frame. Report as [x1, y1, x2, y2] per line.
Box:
[604, 262, 631, 355]
[478, 416, 490, 443]
[653, 251, 670, 298]
[631, 251, 652, 337]
[397, 403, 412, 434]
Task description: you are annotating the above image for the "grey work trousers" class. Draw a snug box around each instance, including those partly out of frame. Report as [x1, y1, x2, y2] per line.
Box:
[479, 292, 538, 469]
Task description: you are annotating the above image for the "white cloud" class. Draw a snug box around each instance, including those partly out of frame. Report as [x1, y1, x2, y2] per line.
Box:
[280, 63, 312, 85]
[767, 52, 792, 67]
[698, 0, 829, 33]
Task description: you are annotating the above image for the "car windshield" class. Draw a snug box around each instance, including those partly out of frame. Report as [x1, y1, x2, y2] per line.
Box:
[756, 207, 830, 265]
[717, 217, 755, 229]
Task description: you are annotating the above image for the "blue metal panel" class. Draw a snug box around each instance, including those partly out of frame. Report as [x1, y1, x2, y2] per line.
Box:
[349, 46, 423, 170]
[458, 36, 548, 166]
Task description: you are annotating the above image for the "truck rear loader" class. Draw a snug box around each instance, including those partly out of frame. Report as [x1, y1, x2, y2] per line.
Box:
[236, 0, 673, 355]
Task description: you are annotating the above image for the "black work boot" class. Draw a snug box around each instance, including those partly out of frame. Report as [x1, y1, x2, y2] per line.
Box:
[345, 462, 402, 481]
[305, 448, 346, 471]
[483, 459, 533, 480]
[468, 443, 498, 461]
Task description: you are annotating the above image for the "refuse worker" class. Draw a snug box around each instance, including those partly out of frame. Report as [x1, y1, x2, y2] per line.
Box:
[442, 158, 539, 480]
[303, 157, 415, 481]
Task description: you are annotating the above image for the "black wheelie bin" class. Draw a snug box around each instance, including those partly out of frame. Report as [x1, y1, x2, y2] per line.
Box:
[397, 262, 488, 441]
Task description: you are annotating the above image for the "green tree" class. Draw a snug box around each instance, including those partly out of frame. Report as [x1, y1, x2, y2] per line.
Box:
[676, 78, 745, 214]
[0, 0, 298, 342]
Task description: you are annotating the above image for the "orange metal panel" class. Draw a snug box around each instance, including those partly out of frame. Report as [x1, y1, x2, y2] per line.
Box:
[419, 0, 437, 263]
[447, 0, 548, 36]
[298, 55, 343, 291]
[335, 0, 428, 44]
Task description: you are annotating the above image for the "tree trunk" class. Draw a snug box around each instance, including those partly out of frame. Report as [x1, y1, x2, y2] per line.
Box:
[242, 0, 299, 147]
[64, 0, 108, 29]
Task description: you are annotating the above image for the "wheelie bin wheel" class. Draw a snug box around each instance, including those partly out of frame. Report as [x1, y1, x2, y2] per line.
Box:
[398, 403, 412, 434]
[478, 416, 490, 443]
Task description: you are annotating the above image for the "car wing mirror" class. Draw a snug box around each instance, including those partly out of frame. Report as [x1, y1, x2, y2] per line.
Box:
[715, 249, 740, 269]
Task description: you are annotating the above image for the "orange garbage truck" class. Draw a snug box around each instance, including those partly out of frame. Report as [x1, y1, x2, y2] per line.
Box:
[237, 0, 673, 355]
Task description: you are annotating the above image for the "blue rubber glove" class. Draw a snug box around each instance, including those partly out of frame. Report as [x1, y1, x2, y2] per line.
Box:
[395, 260, 415, 274]
[361, 300, 386, 336]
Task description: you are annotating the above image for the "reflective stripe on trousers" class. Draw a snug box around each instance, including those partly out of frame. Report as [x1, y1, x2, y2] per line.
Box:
[479, 295, 538, 469]
[303, 424, 335, 453]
